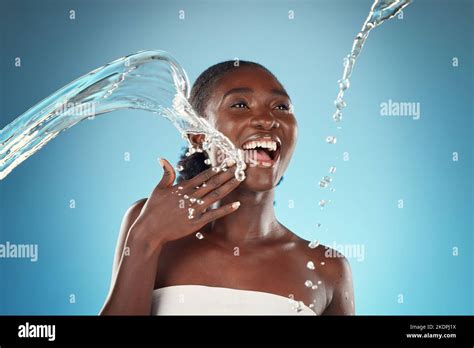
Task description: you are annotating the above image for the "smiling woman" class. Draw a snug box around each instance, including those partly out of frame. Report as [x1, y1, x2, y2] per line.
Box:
[99, 60, 355, 316]
[176, 60, 289, 182]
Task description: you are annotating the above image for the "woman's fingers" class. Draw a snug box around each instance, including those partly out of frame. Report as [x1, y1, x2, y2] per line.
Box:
[156, 158, 176, 189]
[181, 167, 218, 190]
[181, 163, 235, 192]
[195, 176, 242, 212]
[189, 168, 236, 198]
[195, 200, 241, 226]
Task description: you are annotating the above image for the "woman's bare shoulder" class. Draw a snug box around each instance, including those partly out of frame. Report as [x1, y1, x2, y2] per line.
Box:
[289, 231, 354, 314]
[284, 227, 352, 292]
[126, 198, 147, 216]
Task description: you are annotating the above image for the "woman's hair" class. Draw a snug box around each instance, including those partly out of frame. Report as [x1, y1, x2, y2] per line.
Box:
[176, 60, 283, 184]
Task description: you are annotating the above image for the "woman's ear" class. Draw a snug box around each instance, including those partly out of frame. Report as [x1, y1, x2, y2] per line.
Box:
[188, 134, 205, 148]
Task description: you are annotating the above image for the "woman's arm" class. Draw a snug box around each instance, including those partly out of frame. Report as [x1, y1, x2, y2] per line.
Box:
[100, 158, 243, 315]
[100, 201, 162, 315]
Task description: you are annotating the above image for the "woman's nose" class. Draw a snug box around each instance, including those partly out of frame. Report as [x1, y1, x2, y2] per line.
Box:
[250, 113, 280, 130]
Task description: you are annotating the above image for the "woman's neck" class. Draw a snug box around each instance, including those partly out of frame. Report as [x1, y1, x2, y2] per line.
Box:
[208, 188, 284, 245]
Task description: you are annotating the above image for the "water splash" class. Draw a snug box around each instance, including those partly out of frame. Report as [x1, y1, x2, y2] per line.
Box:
[317, 0, 411, 206]
[0, 50, 246, 181]
[332, 0, 411, 124]
[311, 2, 411, 283]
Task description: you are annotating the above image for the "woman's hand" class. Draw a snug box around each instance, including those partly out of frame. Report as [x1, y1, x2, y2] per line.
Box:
[130, 158, 242, 249]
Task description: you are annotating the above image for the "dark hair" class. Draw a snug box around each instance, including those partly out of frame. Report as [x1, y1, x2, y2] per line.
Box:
[176, 60, 283, 184]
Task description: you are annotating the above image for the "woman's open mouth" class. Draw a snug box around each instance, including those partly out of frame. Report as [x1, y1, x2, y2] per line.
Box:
[241, 135, 281, 168]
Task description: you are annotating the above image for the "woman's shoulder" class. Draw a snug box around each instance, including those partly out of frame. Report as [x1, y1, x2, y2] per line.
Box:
[296, 235, 354, 314]
[128, 198, 147, 211]
[286, 228, 352, 290]
[117, 198, 148, 233]
[123, 198, 148, 220]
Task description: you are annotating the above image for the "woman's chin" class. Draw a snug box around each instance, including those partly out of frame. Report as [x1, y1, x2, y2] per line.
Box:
[240, 164, 280, 192]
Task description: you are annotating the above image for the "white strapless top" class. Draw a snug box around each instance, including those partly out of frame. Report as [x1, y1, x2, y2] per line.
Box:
[151, 285, 316, 315]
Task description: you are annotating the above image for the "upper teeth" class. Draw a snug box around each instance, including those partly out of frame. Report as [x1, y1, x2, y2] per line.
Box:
[242, 139, 277, 151]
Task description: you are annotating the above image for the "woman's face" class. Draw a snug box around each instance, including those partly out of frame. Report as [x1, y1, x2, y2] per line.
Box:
[203, 66, 298, 192]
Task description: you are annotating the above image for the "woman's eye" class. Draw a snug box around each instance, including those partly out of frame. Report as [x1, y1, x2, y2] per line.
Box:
[275, 104, 290, 111]
[231, 102, 249, 109]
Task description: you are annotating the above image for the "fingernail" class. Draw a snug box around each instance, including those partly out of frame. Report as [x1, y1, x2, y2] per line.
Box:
[232, 201, 241, 209]
[158, 158, 164, 167]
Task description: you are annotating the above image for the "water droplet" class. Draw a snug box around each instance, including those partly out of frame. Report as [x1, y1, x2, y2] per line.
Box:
[204, 159, 211, 165]
[305, 280, 313, 288]
[176, 165, 184, 171]
[317, 280, 322, 285]
[298, 301, 305, 309]
[312, 285, 318, 290]
[319, 176, 332, 188]
[319, 199, 327, 208]
[306, 261, 315, 270]
[189, 197, 196, 203]
[330, 188, 336, 192]
[333, 110, 342, 122]
[308, 240, 320, 249]
[342, 57, 349, 67]
[195, 232, 204, 239]
[294, 301, 304, 313]
[309, 303, 315, 308]
[334, 97, 347, 110]
[326, 136, 337, 144]
[197, 199, 204, 205]
[338, 78, 350, 90]
[329, 166, 337, 174]
[320, 261, 326, 266]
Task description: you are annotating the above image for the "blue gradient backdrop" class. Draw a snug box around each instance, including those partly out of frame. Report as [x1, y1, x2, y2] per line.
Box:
[0, 0, 472, 314]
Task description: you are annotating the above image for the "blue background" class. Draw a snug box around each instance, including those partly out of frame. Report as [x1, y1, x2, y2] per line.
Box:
[0, 0, 472, 315]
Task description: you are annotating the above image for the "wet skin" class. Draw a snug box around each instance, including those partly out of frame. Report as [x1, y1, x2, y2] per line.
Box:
[102, 66, 354, 315]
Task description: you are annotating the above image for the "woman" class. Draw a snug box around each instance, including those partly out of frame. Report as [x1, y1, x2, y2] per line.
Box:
[100, 60, 354, 315]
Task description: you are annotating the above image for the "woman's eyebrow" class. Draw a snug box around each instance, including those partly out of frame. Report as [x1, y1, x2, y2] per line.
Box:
[270, 88, 290, 99]
[222, 87, 253, 99]
[221, 87, 290, 100]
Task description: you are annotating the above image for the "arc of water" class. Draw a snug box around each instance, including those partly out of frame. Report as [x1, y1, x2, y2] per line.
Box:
[0, 50, 246, 181]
